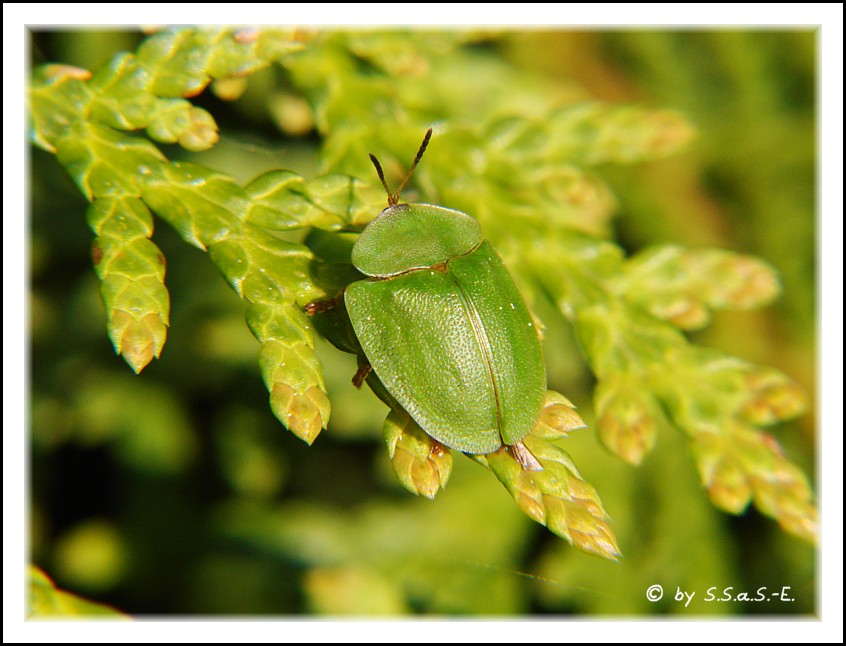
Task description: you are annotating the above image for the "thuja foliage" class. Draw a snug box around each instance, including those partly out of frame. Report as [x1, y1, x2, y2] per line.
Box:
[28, 566, 126, 618]
[29, 27, 815, 569]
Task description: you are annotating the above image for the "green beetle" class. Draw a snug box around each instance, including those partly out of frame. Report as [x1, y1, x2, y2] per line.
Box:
[317, 130, 546, 471]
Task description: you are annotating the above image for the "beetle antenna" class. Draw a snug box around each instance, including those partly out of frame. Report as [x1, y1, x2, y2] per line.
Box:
[368, 128, 433, 207]
[368, 153, 396, 206]
[393, 128, 433, 204]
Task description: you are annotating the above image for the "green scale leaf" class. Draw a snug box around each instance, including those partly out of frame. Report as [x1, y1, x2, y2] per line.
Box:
[473, 391, 620, 560]
[532, 239, 812, 542]
[28, 566, 127, 618]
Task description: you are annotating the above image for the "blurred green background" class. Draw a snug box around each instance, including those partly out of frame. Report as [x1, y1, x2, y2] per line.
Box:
[29, 29, 816, 615]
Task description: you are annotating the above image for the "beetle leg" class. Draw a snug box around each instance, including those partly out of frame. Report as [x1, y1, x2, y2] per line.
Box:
[304, 293, 344, 316]
[352, 363, 372, 389]
[511, 441, 543, 472]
